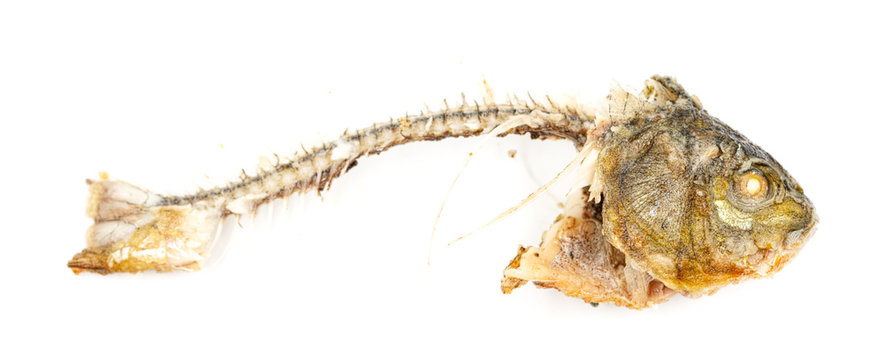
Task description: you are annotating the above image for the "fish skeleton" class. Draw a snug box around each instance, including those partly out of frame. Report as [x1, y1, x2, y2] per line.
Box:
[68, 76, 817, 309]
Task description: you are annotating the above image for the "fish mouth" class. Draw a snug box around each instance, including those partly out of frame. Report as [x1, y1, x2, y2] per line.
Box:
[783, 207, 818, 251]
[804, 210, 820, 240]
[755, 211, 817, 276]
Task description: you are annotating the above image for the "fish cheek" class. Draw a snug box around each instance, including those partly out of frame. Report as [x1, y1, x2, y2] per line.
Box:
[702, 178, 806, 284]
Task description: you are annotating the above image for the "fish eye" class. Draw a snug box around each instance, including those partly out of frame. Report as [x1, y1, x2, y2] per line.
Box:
[738, 169, 768, 200]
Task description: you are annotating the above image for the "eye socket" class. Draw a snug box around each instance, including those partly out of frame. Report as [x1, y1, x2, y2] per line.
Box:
[738, 169, 769, 200]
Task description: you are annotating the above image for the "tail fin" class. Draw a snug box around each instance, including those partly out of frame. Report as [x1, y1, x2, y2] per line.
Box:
[68, 180, 224, 274]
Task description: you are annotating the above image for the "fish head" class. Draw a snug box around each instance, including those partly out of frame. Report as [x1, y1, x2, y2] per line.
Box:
[599, 103, 817, 295]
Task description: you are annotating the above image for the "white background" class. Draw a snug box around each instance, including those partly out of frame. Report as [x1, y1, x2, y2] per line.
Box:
[1, 1, 881, 359]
